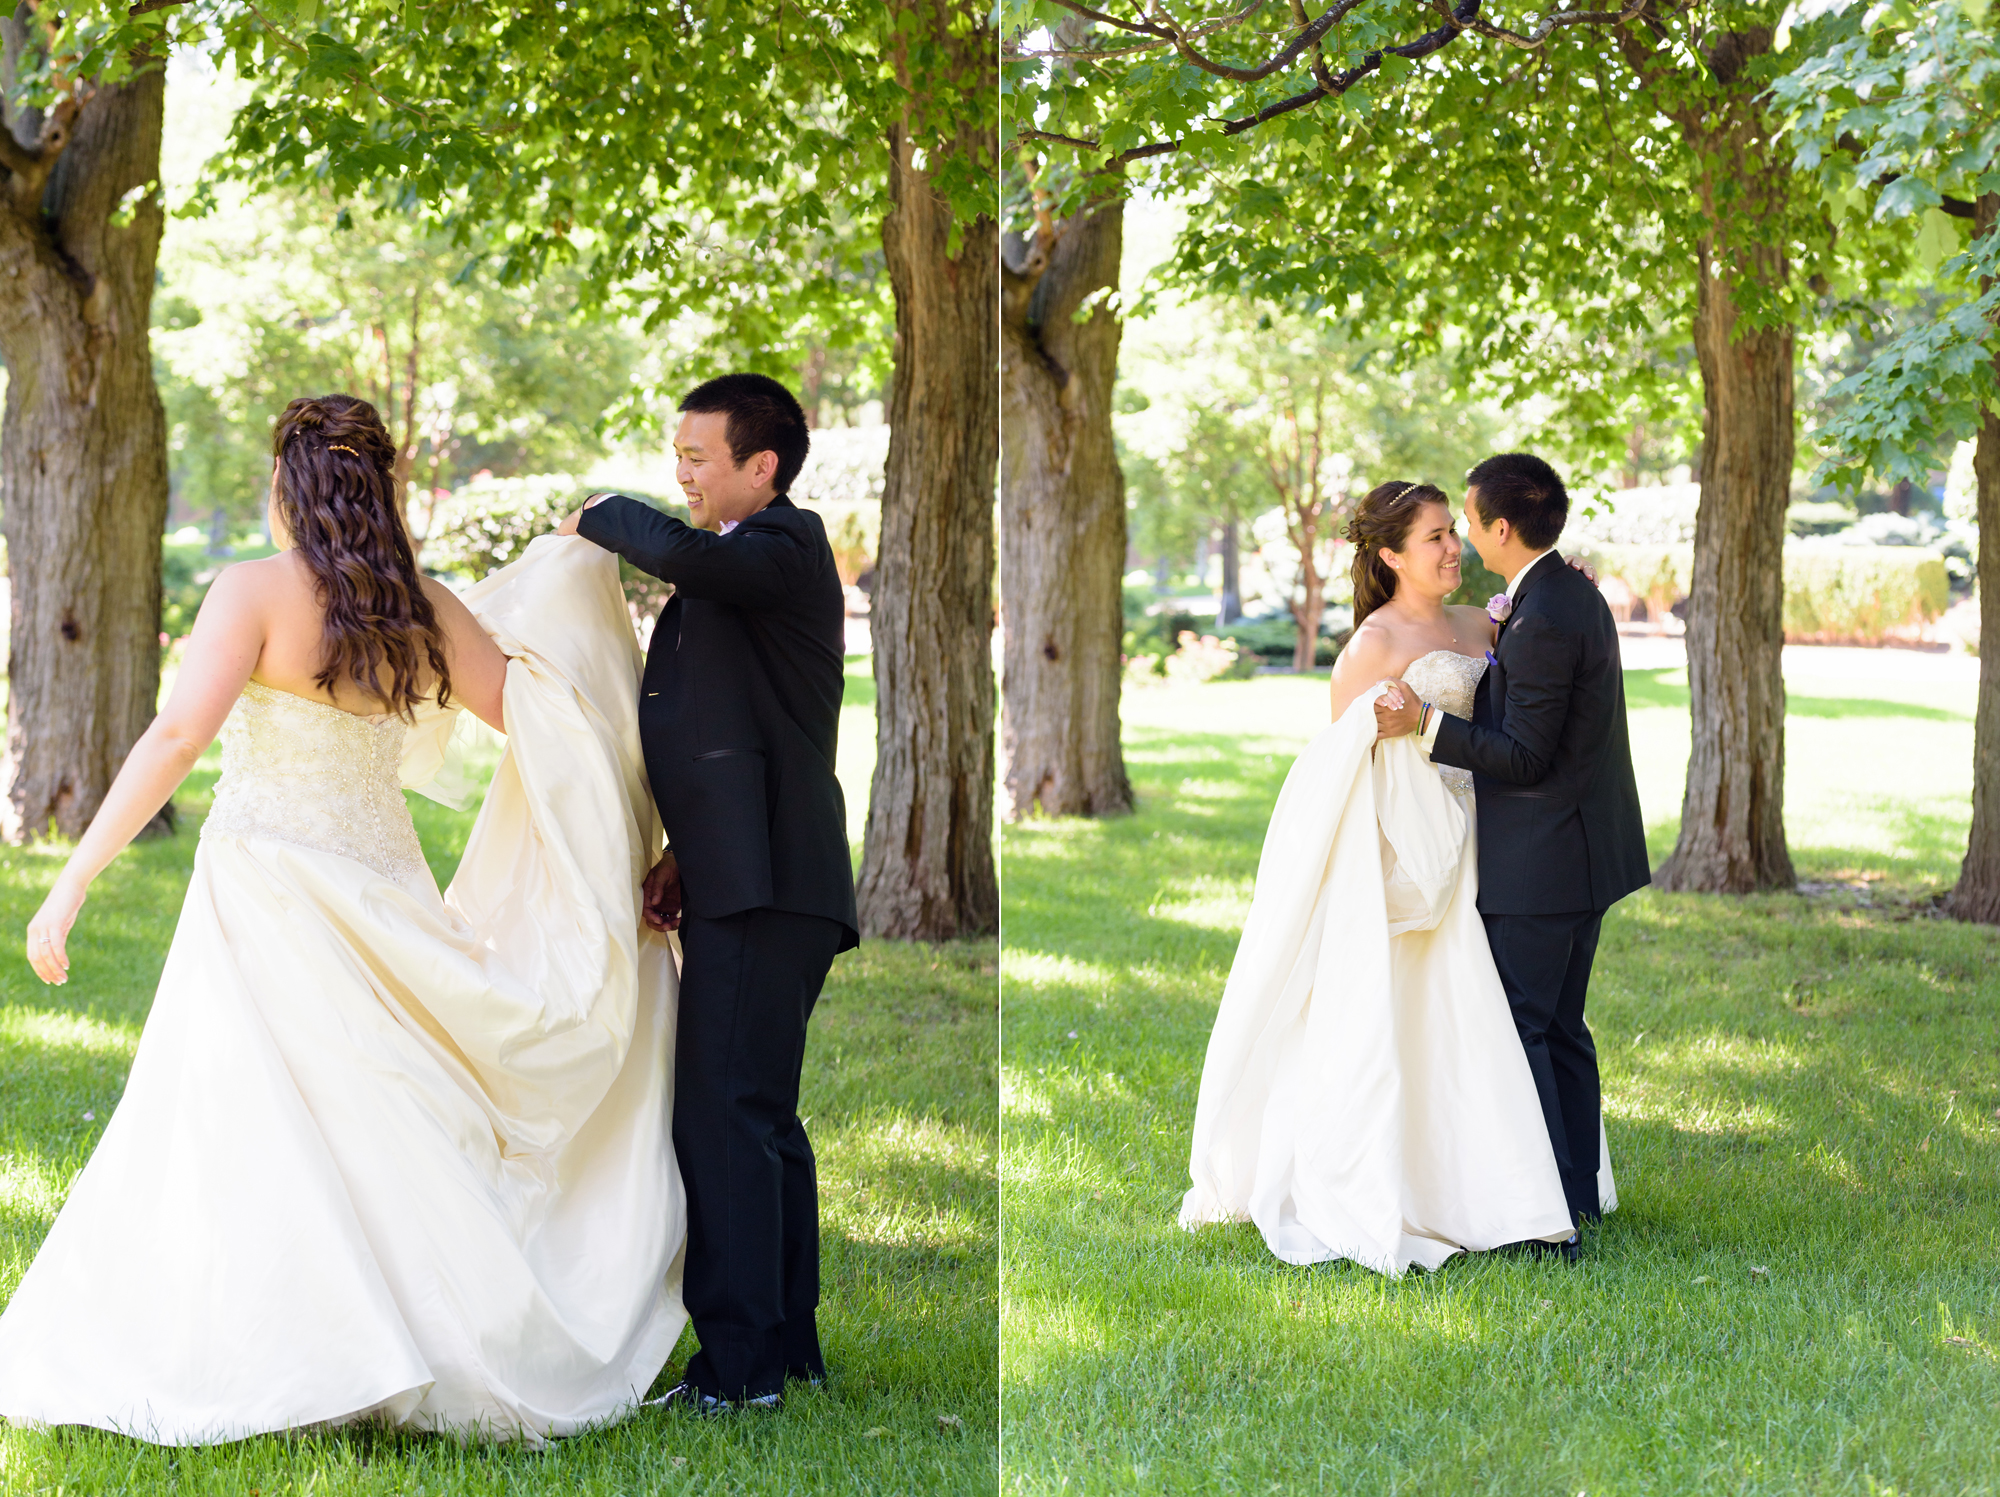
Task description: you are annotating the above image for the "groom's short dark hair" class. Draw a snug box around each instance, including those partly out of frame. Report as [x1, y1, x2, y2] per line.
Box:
[679, 373, 811, 494]
[1467, 453, 1568, 551]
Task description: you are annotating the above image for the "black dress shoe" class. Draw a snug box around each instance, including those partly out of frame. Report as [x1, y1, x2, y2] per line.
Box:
[647, 1381, 783, 1416]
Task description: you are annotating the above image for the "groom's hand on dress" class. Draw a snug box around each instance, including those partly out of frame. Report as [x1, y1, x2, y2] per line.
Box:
[1374, 681, 1422, 740]
[641, 850, 683, 932]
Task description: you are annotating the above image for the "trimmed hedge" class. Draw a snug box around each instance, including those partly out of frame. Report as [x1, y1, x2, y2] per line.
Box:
[1782, 546, 1949, 643]
[1575, 542, 1949, 644]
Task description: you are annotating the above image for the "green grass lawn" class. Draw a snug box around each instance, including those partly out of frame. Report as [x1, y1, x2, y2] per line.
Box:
[1002, 656, 2000, 1495]
[0, 657, 995, 1495]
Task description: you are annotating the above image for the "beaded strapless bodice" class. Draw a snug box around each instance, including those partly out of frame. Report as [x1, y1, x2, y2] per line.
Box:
[201, 681, 428, 886]
[1403, 649, 1487, 797]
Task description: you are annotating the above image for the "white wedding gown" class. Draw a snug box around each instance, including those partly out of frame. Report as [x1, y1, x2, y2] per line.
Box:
[1180, 650, 1615, 1275]
[0, 537, 687, 1444]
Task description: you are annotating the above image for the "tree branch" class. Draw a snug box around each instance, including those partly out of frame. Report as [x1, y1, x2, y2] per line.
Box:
[1040, 0, 1176, 41]
[1024, 0, 1664, 168]
[1017, 0, 1499, 166]
[1833, 132, 1981, 220]
[1444, 0, 1652, 51]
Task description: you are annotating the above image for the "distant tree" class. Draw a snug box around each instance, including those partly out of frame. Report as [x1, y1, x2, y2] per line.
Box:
[156, 184, 641, 539]
[1119, 300, 1514, 657]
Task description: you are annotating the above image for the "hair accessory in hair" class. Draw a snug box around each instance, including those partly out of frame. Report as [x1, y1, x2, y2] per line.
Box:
[328, 444, 358, 455]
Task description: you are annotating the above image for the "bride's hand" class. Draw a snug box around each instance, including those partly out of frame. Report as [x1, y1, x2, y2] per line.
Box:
[26, 877, 85, 986]
[1374, 680, 1423, 740]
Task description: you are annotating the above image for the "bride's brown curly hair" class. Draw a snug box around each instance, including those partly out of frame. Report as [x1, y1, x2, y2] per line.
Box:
[271, 395, 451, 720]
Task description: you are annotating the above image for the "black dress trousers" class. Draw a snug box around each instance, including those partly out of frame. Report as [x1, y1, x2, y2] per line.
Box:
[675, 906, 845, 1400]
[1482, 908, 1605, 1229]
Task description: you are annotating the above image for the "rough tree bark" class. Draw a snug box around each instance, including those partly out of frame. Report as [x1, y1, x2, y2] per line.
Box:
[1000, 190, 1133, 819]
[856, 29, 999, 941]
[1947, 191, 2000, 924]
[1647, 28, 1798, 893]
[0, 27, 171, 842]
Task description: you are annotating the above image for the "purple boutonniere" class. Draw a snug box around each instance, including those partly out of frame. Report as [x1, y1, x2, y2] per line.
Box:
[1486, 593, 1513, 624]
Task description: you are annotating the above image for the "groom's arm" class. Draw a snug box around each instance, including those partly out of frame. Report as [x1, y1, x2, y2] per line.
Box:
[569, 494, 808, 608]
[1430, 617, 1576, 786]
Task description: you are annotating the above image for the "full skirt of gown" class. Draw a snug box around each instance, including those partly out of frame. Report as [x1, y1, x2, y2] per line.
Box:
[1179, 683, 1616, 1275]
[0, 536, 686, 1444]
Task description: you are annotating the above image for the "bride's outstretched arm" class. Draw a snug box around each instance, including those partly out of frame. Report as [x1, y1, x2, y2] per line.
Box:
[24, 569, 265, 985]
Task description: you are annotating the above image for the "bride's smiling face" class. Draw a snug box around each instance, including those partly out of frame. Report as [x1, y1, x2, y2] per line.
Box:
[1382, 499, 1462, 601]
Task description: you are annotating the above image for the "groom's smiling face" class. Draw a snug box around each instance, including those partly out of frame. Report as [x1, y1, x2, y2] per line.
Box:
[674, 411, 780, 532]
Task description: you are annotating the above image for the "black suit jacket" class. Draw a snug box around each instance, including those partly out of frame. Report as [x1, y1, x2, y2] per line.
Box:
[1432, 550, 1650, 916]
[578, 493, 859, 950]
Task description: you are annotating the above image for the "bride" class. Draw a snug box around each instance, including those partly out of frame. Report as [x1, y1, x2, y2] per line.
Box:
[0, 395, 685, 1443]
[1179, 480, 1612, 1274]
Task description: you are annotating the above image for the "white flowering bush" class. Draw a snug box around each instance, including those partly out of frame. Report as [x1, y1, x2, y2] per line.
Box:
[422, 473, 584, 579]
[423, 472, 678, 627]
[1564, 482, 1702, 549]
[792, 426, 887, 584]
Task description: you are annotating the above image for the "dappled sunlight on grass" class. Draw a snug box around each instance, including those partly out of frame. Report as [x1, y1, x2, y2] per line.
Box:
[1004, 669, 2000, 1495]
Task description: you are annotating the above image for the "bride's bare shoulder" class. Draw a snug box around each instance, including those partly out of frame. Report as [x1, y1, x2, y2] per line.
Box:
[1334, 616, 1400, 681]
[198, 551, 301, 609]
[1328, 615, 1406, 719]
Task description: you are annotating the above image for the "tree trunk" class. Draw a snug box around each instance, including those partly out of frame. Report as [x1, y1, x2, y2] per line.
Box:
[999, 195, 1133, 819]
[1947, 192, 2000, 924]
[1653, 34, 1797, 894]
[0, 41, 171, 843]
[855, 107, 999, 940]
[1290, 562, 1324, 673]
[1218, 517, 1241, 624]
[1653, 241, 1797, 892]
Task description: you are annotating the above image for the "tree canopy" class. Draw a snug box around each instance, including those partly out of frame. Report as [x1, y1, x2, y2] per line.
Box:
[36, 0, 991, 402]
[1773, 0, 1999, 488]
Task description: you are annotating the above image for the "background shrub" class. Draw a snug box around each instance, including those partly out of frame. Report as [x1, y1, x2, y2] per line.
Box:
[424, 473, 686, 625]
[1782, 546, 1949, 642]
[1572, 541, 1949, 644]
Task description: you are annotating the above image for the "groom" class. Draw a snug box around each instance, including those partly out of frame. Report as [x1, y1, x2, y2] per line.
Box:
[1375, 453, 1648, 1255]
[559, 372, 858, 1410]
